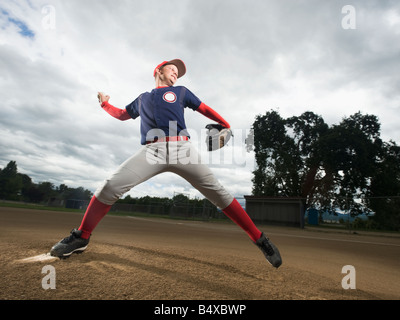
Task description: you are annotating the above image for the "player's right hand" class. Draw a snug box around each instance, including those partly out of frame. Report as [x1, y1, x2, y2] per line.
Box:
[97, 92, 110, 105]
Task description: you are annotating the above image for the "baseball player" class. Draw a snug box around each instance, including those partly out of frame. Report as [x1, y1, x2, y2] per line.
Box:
[50, 59, 282, 268]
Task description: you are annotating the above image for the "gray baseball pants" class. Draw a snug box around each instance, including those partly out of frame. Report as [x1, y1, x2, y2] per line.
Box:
[95, 141, 234, 209]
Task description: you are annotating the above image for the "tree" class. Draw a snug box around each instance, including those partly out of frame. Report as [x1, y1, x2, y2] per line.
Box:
[0, 161, 22, 200]
[0, 161, 93, 204]
[286, 111, 329, 202]
[37, 182, 57, 203]
[251, 110, 328, 207]
[54, 184, 93, 202]
[367, 141, 400, 230]
[251, 110, 384, 218]
[19, 173, 34, 201]
[318, 112, 382, 215]
[251, 110, 303, 197]
[67, 186, 92, 200]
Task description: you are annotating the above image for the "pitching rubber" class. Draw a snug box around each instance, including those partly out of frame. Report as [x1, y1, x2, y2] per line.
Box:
[17, 253, 59, 263]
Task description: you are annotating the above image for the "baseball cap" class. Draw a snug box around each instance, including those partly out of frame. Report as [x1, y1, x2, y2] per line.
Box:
[153, 59, 186, 78]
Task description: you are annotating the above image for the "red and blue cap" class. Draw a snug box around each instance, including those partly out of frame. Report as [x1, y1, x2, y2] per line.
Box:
[153, 59, 186, 78]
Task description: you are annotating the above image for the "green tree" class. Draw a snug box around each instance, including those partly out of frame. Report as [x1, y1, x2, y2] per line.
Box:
[251, 110, 383, 218]
[367, 141, 400, 230]
[0, 161, 94, 204]
[318, 112, 382, 215]
[37, 182, 57, 203]
[19, 173, 36, 202]
[67, 186, 92, 200]
[0, 161, 22, 200]
[251, 110, 302, 197]
[54, 184, 92, 201]
[251, 110, 328, 207]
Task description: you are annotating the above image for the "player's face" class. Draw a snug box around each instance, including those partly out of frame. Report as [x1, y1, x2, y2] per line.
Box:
[159, 64, 178, 86]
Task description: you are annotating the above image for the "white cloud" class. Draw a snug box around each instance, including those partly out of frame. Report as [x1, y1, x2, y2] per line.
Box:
[0, 0, 399, 201]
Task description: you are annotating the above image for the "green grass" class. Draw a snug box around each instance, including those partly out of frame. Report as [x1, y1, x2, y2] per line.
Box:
[0, 200, 227, 223]
[0, 201, 85, 213]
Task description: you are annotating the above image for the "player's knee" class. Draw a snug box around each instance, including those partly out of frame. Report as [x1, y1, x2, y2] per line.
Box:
[95, 179, 127, 205]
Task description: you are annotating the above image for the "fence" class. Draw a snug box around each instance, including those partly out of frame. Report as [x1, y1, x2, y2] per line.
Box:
[60, 195, 399, 230]
[108, 199, 226, 221]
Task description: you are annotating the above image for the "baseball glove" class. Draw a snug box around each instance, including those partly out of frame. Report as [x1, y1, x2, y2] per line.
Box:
[205, 124, 233, 151]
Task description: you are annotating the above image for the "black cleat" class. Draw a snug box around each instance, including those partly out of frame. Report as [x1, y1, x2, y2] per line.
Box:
[255, 233, 282, 268]
[50, 228, 90, 258]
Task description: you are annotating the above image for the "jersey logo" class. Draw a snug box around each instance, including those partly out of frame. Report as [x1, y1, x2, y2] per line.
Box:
[163, 91, 177, 103]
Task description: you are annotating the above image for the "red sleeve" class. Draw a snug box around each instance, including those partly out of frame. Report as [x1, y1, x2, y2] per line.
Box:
[101, 101, 131, 121]
[196, 102, 230, 128]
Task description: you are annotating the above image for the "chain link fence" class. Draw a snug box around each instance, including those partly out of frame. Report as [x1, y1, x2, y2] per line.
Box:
[108, 198, 227, 221]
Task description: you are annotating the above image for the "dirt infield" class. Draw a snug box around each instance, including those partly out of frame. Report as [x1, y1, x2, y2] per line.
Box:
[1, 207, 399, 301]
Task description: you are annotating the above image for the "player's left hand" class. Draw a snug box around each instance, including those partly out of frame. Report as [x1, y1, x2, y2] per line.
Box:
[205, 124, 233, 151]
[97, 92, 110, 105]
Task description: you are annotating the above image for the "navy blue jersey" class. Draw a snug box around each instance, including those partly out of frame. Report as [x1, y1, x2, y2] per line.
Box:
[125, 86, 202, 145]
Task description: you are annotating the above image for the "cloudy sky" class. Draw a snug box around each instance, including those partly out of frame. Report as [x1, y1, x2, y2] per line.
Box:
[1, 0, 399, 201]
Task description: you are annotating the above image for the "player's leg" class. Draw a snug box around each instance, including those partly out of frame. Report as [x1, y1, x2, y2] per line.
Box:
[50, 143, 167, 258]
[169, 141, 282, 268]
[78, 195, 111, 239]
[168, 142, 260, 239]
[171, 159, 262, 241]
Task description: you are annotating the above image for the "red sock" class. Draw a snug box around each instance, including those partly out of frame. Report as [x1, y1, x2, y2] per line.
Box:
[78, 196, 111, 239]
[223, 199, 262, 242]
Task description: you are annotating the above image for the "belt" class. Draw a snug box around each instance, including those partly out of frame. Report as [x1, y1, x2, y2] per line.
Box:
[146, 136, 189, 144]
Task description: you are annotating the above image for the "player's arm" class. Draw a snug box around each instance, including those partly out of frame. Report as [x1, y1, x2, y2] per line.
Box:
[101, 101, 131, 121]
[196, 102, 230, 128]
[97, 92, 131, 121]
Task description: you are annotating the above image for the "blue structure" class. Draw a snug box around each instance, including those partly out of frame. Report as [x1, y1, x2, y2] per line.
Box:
[307, 208, 319, 225]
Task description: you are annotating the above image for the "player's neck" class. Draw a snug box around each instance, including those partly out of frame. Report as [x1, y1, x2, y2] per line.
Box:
[155, 77, 174, 88]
